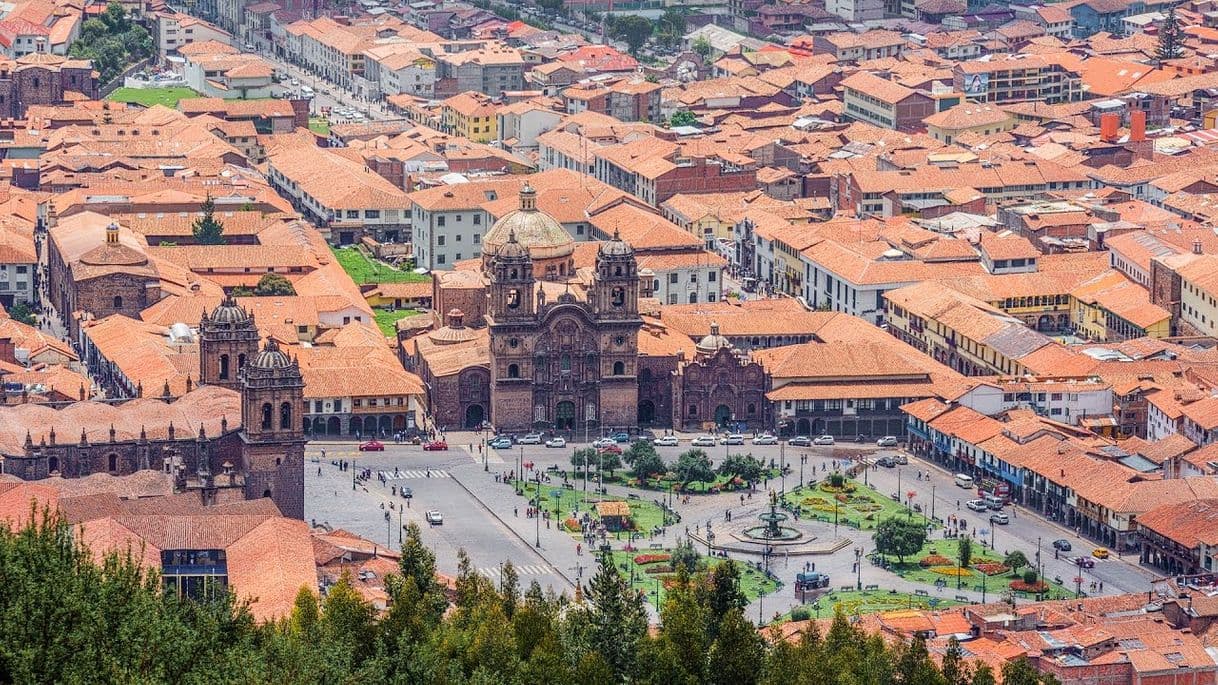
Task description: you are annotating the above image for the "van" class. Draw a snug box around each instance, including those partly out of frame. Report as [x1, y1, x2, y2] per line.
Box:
[983, 493, 1004, 510]
[954, 473, 974, 488]
[300, 85, 315, 97]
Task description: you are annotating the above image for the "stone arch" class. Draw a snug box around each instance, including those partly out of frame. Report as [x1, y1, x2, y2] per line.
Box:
[326, 416, 340, 434]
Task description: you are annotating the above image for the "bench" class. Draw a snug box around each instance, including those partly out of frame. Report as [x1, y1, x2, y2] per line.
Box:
[649, 543, 664, 550]
[955, 595, 970, 602]
[865, 584, 880, 590]
[914, 589, 929, 596]
[841, 586, 855, 592]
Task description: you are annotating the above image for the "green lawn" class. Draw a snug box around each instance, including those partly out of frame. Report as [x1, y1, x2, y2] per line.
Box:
[610, 550, 781, 609]
[515, 480, 672, 535]
[782, 478, 922, 531]
[107, 86, 200, 108]
[331, 246, 428, 285]
[785, 590, 967, 620]
[309, 117, 330, 135]
[877, 540, 1073, 600]
[373, 308, 421, 335]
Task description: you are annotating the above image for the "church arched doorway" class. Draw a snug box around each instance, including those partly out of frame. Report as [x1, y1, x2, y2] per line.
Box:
[326, 416, 341, 435]
[715, 404, 732, 427]
[638, 400, 655, 425]
[796, 418, 811, 436]
[556, 401, 576, 430]
[465, 404, 485, 429]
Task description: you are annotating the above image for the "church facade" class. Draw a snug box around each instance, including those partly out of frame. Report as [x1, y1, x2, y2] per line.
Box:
[1, 298, 305, 518]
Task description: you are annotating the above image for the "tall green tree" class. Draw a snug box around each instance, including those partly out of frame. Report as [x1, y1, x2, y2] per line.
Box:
[1002, 657, 1062, 685]
[609, 14, 653, 54]
[623, 439, 657, 466]
[1004, 550, 1029, 573]
[942, 636, 971, 685]
[582, 550, 647, 680]
[873, 517, 926, 565]
[191, 196, 226, 245]
[707, 607, 764, 685]
[1157, 4, 1185, 62]
[632, 451, 666, 479]
[675, 449, 714, 486]
[254, 273, 296, 296]
[958, 537, 973, 570]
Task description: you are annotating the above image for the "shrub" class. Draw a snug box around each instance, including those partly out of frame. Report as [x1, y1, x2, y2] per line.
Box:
[643, 564, 673, 574]
[634, 553, 671, 565]
[1022, 569, 1038, 585]
[790, 607, 811, 621]
[1009, 579, 1049, 593]
[563, 518, 581, 532]
[920, 554, 952, 567]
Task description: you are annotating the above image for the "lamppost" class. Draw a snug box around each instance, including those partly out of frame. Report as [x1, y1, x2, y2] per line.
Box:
[398, 507, 403, 544]
[351, 458, 356, 491]
[780, 439, 786, 495]
[517, 447, 524, 496]
[833, 499, 839, 536]
[897, 468, 902, 500]
[981, 569, 987, 604]
[800, 453, 807, 489]
[855, 547, 863, 590]
[534, 473, 542, 548]
[930, 484, 936, 521]
[758, 589, 767, 625]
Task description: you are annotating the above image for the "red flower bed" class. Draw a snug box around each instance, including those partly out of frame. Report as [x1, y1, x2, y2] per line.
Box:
[634, 553, 671, 565]
[973, 563, 1010, 576]
[919, 554, 953, 567]
[1009, 580, 1049, 593]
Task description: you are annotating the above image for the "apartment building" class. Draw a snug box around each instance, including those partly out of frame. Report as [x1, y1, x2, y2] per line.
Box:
[953, 56, 1084, 104]
[155, 12, 230, 57]
[433, 43, 524, 98]
[562, 79, 662, 123]
[361, 44, 436, 99]
[440, 91, 497, 143]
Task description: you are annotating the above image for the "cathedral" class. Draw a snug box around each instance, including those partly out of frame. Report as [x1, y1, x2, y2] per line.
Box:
[418, 184, 643, 433]
[0, 298, 305, 518]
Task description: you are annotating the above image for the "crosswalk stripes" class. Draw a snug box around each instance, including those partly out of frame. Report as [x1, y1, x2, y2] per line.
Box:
[478, 564, 554, 578]
[381, 469, 451, 480]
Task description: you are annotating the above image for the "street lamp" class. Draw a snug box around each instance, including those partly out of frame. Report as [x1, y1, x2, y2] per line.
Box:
[780, 440, 786, 494]
[855, 547, 863, 590]
[534, 473, 542, 548]
[758, 589, 767, 625]
[800, 453, 807, 489]
[931, 484, 936, 521]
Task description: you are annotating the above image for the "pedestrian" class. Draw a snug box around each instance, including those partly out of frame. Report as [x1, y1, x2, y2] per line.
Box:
[317, 467, 322, 476]
[514, 507, 518, 517]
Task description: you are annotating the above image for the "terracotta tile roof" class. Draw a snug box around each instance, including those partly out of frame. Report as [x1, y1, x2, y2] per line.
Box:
[840, 71, 920, 105]
[923, 103, 1011, 131]
[269, 146, 410, 210]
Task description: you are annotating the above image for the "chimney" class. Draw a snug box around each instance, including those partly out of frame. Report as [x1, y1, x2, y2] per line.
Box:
[1130, 110, 1146, 143]
[1100, 113, 1119, 143]
[1195, 239, 1203, 255]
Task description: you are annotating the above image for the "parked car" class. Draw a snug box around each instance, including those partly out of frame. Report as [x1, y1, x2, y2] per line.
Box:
[721, 434, 745, 445]
[892, 454, 908, 465]
[611, 432, 630, 443]
[1074, 556, 1095, 569]
[1052, 539, 1072, 552]
[519, 433, 543, 445]
[989, 512, 1010, 525]
[876, 436, 898, 447]
[813, 435, 835, 446]
[400, 487, 412, 499]
[358, 440, 384, 452]
[488, 437, 512, 449]
[422, 440, 448, 451]
[592, 437, 616, 449]
[653, 435, 679, 447]
[876, 456, 896, 468]
[795, 571, 830, 590]
[598, 444, 623, 455]
[545, 437, 567, 448]
[789, 436, 812, 447]
[425, 510, 443, 525]
[1092, 548, 1110, 559]
[752, 434, 778, 445]
[966, 499, 989, 512]
[691, 435, 716, 447]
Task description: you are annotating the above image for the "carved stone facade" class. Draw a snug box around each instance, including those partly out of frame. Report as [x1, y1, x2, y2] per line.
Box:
[672, 325, 770, 432]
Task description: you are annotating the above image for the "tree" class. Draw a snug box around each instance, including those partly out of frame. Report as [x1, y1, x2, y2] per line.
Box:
[191, 196, 226, 245]
[941, 637, 971, 685]
[1157, 3, 1184, 63]
[894, 635, 946, 685]
[571, 447, 597, 472]
[582, 550, 648, 680]
[68, 2, 152, 83]
[254, 274, 296, 296]
[623, 439, 656, 466]
[971, 664, 998, 685]
[7, 301, 35, 326]
[957, 537, 973, 570]
[872, 517, 926, 565]
[632, 451, 666, 480]
[1003, 551, 1029, 574]
[1022, 569, 1039, 585]
[718, 453, 764, 483]
[702, 559, 747, 634]
[1002, 657, 1061, 685]
[609, 14, 652, 54]
[675, 449, 715, 486]
[707, 607, 764, 685]
[692, 36, 713, 59]
[598, 450, 622, 477]
[671, 537, 703, 575]
[669, 110, 697, 128]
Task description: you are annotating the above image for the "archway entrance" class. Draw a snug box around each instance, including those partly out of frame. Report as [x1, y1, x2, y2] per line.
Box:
[326, 416, 341, 435]
[638, 400, 655, 425]
[796, 418, 811, 436]
[556, 401, 576, 430]
[715, 404, 732, 427]
[465, 404, 485, 429]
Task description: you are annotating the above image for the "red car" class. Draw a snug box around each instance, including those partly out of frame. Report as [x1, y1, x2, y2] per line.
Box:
[598, 444, 623, 455]
[1074, 556, 1095, 569]
[422, 440, 448, 451]
[358, 440, 384, 451]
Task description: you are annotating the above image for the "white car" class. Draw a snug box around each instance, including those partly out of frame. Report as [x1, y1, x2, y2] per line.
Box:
[813, 435, 835, 446]
[545, 437, 567, 448]
[876, 436, 899, 447]
[721, 433, 745, 445]
[653, 435, 679, 447]
[752, 434, 778, 445]
[425, 510, 443, 525]
[519, 433, 543, 445]
[592, 437, 616, 449]
[691, 435, 717, 447]
[290, 78, 299, 86]
[966, 499, 989, 512]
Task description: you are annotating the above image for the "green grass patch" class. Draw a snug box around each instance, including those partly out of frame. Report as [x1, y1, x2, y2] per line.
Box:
[373, 308, 421, 336]
[515, 480, 672, 535]
[782, 478, 920, 531]
[331, 246, 428, 284]
[877, 540, 1073, 600]
[609, 550, 781, 609]
[309, 117, 330, 135]
[785, 589, 967, 620]
[107, 86, 200, 108]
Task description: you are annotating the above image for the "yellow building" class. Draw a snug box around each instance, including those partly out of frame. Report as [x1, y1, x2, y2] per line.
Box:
[1069, 270, 1171, 341]
[923, 102, 1015, 144]
[441, 91, 498, 143]
[1175, 254, 1218, 336]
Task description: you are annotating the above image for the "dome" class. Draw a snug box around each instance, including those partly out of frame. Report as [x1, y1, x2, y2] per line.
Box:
[696, 322, 732, 354]
[598, 228, 633, 257]
[209, 295, 250, 324]
[251, 339, 292, 369]
[482, 183, 574, 262]
[79, 222, 149, 267]
[494, 228, 530, 260]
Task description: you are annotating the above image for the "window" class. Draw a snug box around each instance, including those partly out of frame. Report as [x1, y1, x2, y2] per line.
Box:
[437, 255, 446, 264]
[509, 337, 519, 348]
[747, 403, 756, 415]
[353, 399, 361, 408]
[261, 403, 273, 429]
[613, 361, 624, 375]
[507, 363, 519, 378]
[561, 354, 571, 371]
[669, 273, 678, 284]
[108, 454, 118, 472]
[15, 266, 25, 274]
[611, 286, 625, 307]
[708, 271, 716, 282]
[507, 288, 520, 309]
[473, 215, 481, 225]
[346, 210, 359, 218]
[219, 354, 230, 380]
[365, 210, 380, 219]
[113, 295, 123, 309]
[689, 404, 698, 416]
[280, 403, 292, 429]
[437, 216, 446, 227]
[437, 235, 446, 246]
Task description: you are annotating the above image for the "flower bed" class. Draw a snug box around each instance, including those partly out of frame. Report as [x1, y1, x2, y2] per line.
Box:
[564, 518, 581, 532]
[919, 554, 953, 567]
[819, 481, 857, 494]
[1009, 579, 1049, 593]
[973, 563, 1010, 576]
[634, 553, 671, 565]
[643, 564, 673, 574]
[930, 566, 972, 577]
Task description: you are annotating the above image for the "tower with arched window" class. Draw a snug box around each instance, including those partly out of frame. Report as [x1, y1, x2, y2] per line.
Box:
[199, 296, 259, 390]
[239, 339, 305, 518]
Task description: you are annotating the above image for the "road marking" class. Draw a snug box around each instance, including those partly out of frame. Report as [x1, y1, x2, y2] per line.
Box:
[478, 564, 554, 578]
[383, 469, 451, 479]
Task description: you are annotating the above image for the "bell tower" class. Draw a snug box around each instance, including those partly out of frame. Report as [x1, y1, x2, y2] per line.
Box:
[592, 229, 639, 319]
[487, 229, 535, 321]
[199, 296, 258, 390]
[239, 338, 305, 518]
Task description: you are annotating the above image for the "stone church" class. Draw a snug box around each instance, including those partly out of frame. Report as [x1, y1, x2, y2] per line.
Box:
[0, 298, 305, 518]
